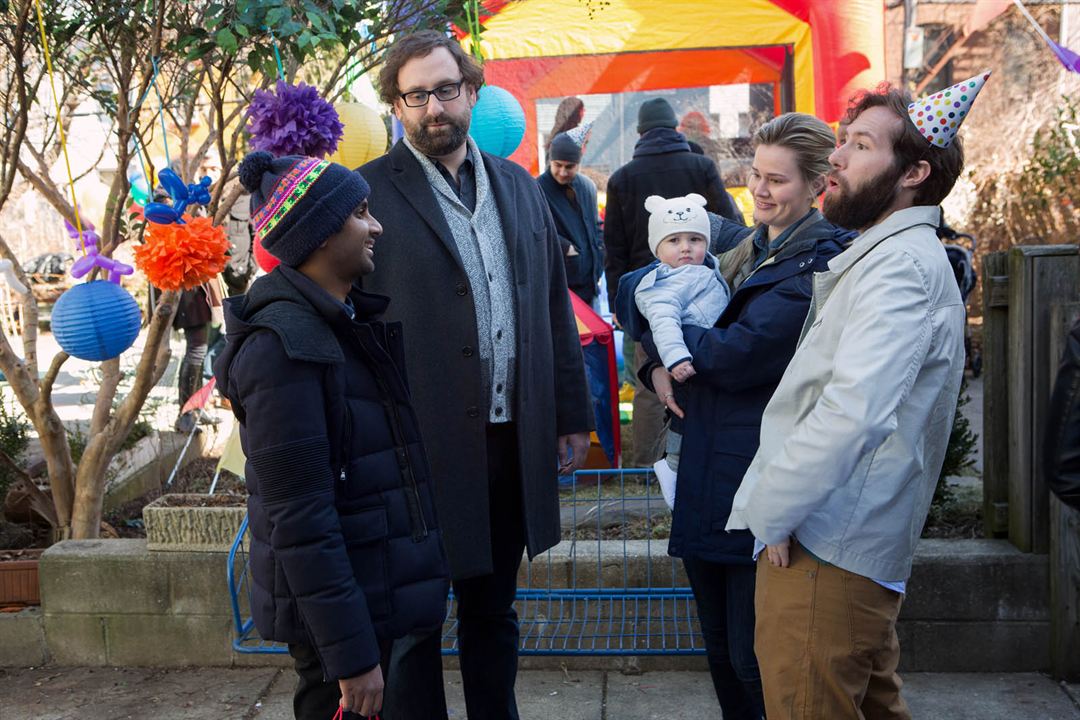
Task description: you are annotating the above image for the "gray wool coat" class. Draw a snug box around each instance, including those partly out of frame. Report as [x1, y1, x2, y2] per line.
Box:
[360, 140, 594, 580]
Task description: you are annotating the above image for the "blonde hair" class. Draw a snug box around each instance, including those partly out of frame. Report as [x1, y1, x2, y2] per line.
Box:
[752, 112, 835, 189]
[720, 113, 835, 286]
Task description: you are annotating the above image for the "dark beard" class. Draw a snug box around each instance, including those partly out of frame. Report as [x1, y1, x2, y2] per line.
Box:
[407, 113, 470, 157]
[822, 161, 905, 232]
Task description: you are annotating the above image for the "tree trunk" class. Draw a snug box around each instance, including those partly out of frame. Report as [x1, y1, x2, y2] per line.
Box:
[34, 404, 75, 536]
[67, 291, 178, 539]
[69, 435, 112, 539]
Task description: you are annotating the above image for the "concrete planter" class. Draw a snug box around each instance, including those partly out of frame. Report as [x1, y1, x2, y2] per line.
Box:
[143, 494, 246, 552]
[0, 549, 43, 606]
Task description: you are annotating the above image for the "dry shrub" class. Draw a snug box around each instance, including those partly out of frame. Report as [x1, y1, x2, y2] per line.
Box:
[936, 5, 1080, 317]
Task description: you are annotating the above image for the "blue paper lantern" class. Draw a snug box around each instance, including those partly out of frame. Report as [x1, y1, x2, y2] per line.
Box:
[51, 281, 142, 361]
[469, 85, 525, 158]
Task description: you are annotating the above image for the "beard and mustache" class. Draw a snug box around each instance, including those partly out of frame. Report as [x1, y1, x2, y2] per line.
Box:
[403, 109, 471, 157]
[822, 160, 906, 232]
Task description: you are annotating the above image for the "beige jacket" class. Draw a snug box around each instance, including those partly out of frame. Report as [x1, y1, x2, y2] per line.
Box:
[726, 206, 966, 581]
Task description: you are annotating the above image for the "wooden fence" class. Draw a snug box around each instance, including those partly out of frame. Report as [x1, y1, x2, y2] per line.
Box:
[981, 244, 1079, 680]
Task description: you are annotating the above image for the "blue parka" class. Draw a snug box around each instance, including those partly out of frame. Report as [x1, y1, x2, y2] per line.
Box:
[619, 211, 850, 563]
[214, 266, 450, 680]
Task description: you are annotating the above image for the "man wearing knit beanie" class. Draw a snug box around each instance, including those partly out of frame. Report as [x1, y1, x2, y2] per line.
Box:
[214, 152, 450, 720]
[603, 98, 743, 470]
[637, 97, 679, 134]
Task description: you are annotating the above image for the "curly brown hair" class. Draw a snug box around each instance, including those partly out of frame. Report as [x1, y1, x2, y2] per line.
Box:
[377, 31, 485, 106]
[841, 83, 964, 207]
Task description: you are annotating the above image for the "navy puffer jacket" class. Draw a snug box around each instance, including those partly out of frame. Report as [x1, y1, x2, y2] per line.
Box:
[215, 266, 449, 680]
[625, 213, 850, 563]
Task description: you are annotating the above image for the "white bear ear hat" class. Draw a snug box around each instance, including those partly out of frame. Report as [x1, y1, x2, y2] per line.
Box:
[645, 193, 710, 257]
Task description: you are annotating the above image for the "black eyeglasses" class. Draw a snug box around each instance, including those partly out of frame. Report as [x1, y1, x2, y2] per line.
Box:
[399, 80, 465, 108]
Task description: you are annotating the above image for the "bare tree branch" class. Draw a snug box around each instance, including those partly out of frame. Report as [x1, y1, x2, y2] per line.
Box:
[89, 357, 121, 437]
[0, 231, 40, 380]
[40, 350, 69, 406]
[110, 289, 177, 444]
[212, 181, 244, 225]
[16, 157, 78, 225]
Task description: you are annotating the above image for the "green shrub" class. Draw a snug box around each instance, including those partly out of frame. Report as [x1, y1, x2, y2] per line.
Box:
[0, 399, 31, 499]
[931, 379, 979, 520]
[67, 426, 87, 467]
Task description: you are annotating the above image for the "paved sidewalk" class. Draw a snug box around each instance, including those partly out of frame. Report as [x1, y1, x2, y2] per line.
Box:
[4, 330, 189, 431]
[1, 666, 1077, 719]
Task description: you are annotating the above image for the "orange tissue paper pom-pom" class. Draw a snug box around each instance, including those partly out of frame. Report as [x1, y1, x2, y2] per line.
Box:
[135, 216, 230, 291]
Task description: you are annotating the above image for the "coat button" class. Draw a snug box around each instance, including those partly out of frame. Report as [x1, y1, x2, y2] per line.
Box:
[455, 283, 467, 296]
[466, 406, 479, 418]
[462, 346, 474, 357]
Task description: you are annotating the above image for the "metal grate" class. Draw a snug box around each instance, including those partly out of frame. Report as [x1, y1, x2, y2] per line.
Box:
[227, 468, 703, 656]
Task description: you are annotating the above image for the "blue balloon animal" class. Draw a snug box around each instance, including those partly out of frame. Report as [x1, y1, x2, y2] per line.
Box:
[143, 168, 212, 225]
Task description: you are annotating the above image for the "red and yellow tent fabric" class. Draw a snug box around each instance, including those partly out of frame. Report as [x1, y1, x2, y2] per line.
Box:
[463, 0, 885, 173]
[570, 291, 621, 468]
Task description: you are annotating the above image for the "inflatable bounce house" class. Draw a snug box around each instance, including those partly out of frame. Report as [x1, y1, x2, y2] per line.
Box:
[463, 0, 886, 173]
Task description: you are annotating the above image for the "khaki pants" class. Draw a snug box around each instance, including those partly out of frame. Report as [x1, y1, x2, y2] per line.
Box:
[754, 544, 911, 720]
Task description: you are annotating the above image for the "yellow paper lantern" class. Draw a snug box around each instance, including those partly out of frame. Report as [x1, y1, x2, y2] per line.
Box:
[329, 103, 388, 169]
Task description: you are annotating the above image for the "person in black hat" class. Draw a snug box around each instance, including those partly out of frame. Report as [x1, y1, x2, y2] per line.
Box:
[604, 97, 743, 469]
[214, 151, 450, 720]
[537, 126, 604, 306]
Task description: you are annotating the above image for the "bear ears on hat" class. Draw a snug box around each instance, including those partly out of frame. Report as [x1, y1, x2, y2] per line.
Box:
[239, 151, 276, 193]
[644, 193, 707, 214]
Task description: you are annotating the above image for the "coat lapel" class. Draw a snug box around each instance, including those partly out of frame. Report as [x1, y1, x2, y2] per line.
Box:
[387, 141, 464, 269]
[484, 153, 519, 257]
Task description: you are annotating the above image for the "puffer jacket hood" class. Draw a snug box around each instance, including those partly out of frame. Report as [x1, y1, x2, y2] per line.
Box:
[217, 266, 389, 385]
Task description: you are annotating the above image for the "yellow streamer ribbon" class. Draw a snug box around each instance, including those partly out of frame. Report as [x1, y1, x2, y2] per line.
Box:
[34, 0, 86, 255]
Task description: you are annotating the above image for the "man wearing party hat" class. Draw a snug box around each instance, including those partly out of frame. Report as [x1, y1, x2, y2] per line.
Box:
[537, 122, 605, 306]
[726, 71, 989, 719]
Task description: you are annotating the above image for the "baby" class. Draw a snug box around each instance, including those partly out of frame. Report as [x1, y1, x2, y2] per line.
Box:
[634, 193, 730, 489]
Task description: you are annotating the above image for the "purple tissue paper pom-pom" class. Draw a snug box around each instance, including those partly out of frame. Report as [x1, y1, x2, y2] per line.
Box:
[245, 81, 344, 158]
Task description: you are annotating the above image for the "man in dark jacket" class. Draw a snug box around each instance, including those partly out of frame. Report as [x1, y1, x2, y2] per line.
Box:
[604, 97, 743, 468]
[215, 151, 450, 720]
[1046, 313, 1080, 509]
[537, 127, 604, 306]
[360, 31, 594, 720]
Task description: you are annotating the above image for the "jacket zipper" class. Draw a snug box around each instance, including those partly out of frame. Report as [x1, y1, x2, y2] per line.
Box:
[338, 404, 352, 488]
[354, 333, 429, 542]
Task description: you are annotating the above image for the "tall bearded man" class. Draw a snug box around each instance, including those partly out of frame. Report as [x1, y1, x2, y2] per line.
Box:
[359, 30, 594, 720]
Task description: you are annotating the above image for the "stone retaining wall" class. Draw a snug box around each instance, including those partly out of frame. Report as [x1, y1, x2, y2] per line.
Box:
[0, 537, 1048, 672]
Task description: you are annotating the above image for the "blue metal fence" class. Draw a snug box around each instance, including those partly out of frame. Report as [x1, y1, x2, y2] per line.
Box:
[227, 468, 704, 656]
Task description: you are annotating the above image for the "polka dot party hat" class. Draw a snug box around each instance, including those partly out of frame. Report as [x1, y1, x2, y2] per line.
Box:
[908, 70, 991, 148]
[566, 121, 594, 150]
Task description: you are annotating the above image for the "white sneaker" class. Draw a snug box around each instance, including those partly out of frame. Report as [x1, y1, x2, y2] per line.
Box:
[653, 459, 677, 510]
